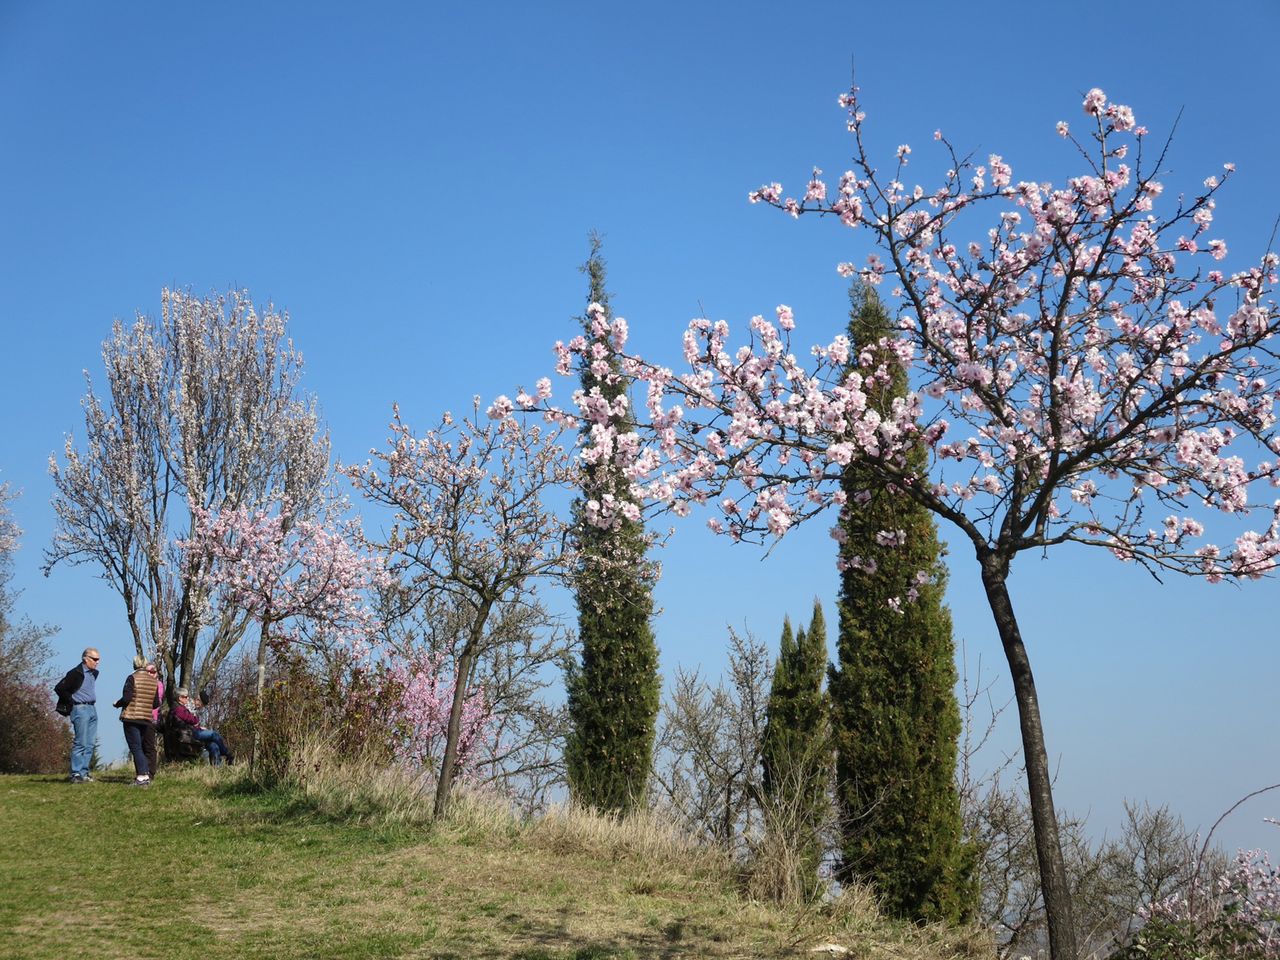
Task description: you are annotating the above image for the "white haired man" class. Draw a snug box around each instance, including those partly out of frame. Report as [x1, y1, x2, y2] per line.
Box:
[54, 648, 101, 783]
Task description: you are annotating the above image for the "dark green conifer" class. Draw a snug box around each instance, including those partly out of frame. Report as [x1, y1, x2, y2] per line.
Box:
[761, 600, 831, 898]
[564, 236, 660, 815]
[829, 282, 975, 922]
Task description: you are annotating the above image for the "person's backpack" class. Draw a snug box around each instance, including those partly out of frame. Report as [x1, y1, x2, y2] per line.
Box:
[53, 673, 73, 716]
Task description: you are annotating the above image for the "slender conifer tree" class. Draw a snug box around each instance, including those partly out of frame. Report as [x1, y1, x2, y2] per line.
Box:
[829, 282, 974, 922]
[564, 236, 660, 814]
[761, 601, 831, 898]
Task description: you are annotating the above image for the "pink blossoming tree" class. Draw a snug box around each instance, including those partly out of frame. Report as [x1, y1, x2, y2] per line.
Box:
[389, 649, 491, 774]
[526, 87, 1280, 960]
[347, 401, 575, 818]
[183, 500, 381, 766]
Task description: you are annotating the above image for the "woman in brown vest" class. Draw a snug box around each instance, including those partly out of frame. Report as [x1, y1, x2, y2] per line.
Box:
[114, 655, 160, 787]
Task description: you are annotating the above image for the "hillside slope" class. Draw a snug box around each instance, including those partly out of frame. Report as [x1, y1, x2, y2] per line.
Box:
[0, 770, 987, 959]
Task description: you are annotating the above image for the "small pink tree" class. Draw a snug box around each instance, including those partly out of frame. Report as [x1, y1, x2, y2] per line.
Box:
[527, 88, 1280, 960]
[1138, 847, 1280, 957]
[390, 650, 492, 774]
[347, 400, 575, 818]
[184, 500, 381, 766]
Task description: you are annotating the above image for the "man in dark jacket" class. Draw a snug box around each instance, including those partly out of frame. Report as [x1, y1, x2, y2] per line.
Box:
[54, 648, 101, 783]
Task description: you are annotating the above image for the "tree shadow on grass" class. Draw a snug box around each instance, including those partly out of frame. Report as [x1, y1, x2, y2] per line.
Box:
[478, 908, 754, 960]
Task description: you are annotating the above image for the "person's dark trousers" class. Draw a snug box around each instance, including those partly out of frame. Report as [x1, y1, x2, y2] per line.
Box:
[142, 723, 158, 778]
[123, 721, 151, 777]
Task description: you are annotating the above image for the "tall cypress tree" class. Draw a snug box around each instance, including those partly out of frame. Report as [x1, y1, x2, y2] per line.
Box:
[564, 236, 660, 815]
[761, 600, 831, 898]
[829, 282, 975, 922]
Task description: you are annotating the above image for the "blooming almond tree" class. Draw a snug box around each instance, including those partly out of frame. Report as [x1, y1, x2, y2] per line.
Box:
[0, 482, 18, 559]
[183, 500, 381, 766]
[347, 401, 575, 818]
[528, 88, 1280, 960]
[46, 289, 330, 699]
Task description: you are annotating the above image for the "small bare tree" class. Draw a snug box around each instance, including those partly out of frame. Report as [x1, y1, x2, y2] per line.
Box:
[652, 626, 772, 852]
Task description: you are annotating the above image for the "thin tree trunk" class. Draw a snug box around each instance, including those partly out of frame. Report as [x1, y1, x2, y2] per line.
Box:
[979, 552, 1078, 960]
[434, 599, 492, 819]
[251, 615, 270, 774]
[178, 605, 199, 693]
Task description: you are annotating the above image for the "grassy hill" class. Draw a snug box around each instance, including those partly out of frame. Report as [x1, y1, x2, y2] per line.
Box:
[0, 767, 988, 959]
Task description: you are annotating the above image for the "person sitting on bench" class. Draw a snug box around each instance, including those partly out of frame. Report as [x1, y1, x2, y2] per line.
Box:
[172, 687, 234, 766]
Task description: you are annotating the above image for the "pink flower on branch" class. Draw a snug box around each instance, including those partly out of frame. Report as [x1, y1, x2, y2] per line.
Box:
[182, 500, 381, 656]
[390, 650, 493, 774]
[519, 85, 1280, 586]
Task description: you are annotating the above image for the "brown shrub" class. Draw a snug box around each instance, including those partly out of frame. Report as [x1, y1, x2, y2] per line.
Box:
[0, 676, 71, 773]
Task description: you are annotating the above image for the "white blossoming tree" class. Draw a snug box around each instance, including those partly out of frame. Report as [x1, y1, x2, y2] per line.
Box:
[347, 401, 576, 818]
[46, 289, 331, 700]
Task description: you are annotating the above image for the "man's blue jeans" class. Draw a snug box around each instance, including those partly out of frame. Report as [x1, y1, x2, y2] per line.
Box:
[70, 704, 97, 779]
[195, 729, 230, 766]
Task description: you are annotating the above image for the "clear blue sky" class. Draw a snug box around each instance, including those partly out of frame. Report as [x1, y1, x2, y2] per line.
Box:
[1, 2, 1277, 854]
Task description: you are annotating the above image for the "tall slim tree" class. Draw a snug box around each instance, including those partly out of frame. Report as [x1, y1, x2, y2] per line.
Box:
[829, 282, 972, 922]
[46, 290, 330, 701]
[761, 600, 831, 899]
[564, 237, 660, 814]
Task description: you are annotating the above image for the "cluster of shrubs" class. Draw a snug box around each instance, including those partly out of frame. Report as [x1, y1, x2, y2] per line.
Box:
[0, 674, 70, 774]
[204, 642, 409, 785]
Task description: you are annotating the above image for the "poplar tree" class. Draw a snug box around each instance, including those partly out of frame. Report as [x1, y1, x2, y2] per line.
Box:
[829, 282, 974, 922]
[761, 601, 831, 898]
[564, 237, 660, 814]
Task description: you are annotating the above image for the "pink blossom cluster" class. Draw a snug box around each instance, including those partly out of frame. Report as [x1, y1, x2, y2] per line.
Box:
[1142, 848, 1280, 956]
[346, 401, 575, 578]
[521, 85, 1280, 585]
[389, 650, 493, 774]
[183, 501, 382, 655]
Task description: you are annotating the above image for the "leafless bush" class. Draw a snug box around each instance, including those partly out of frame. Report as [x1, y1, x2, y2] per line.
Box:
[0, 675, 71, 773]
[0, 483, 67, 774]
[651, 625, 771, 852]
[744, 747, 838, 906]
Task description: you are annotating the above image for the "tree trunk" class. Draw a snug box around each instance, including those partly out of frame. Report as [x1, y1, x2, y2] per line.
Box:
[251, 615, 270, 774]
[979, 552, 1078, 960]
[434, 600, 492, 819]
[178, 605, 199, 695]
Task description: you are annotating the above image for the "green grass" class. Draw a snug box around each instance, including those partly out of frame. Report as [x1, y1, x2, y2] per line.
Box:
[0, 768, 988, 959]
